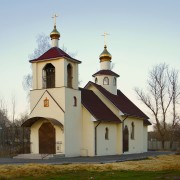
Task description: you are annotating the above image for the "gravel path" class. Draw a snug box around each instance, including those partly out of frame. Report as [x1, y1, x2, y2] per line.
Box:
[0, 151, 175, 165]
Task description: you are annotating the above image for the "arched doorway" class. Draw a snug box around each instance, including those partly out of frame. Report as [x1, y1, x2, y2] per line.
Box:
[123, 125, 129, 152]
[39, 122, 55, 154]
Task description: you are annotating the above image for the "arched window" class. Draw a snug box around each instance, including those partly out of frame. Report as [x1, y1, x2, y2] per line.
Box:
[131, 122, 135, 140]
[67, 64, 73, 88]
[42, 63, 55, 88]
[73, 96, 77, 106]
[95, 77, 98, 84]
[103, 77, 109, 85]
[105, 127, 109, 140]
[113, 77, 116, 86]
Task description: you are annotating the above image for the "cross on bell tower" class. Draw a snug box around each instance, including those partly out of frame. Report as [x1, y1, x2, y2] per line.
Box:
[50, 14, 60, 47]
[52, 14, 58, 26]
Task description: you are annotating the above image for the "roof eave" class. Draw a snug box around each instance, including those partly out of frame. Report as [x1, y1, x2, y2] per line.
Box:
[29, 56, 81, 64]
[121, 113, 149, 120]
[29, 57, 60, 63]
[66, 57, 82, 64]
[92, 74, 119, 77]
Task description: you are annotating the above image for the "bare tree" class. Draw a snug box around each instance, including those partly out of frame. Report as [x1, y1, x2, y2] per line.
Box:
[11, 94, 16, 125]
[29, 33, 51, 59]
[0, 99, 10, 156]
[11, 94, 16, 152]
[135, 63, 180, 149]
[168, 69, 180, 147]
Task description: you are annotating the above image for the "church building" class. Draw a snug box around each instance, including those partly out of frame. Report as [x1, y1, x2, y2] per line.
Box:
[22, 18, 151, 157]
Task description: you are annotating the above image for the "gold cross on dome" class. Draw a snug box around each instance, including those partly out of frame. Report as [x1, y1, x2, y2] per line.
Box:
[52, 14, 58, 26]
[101, 32, 110, 46]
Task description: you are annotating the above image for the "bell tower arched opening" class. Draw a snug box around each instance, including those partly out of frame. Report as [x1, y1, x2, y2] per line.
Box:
[67, 64, 73, 88]
[42, 63, 55, 88]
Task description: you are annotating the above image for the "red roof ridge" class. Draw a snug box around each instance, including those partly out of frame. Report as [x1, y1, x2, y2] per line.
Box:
[29, 47, 81, 63]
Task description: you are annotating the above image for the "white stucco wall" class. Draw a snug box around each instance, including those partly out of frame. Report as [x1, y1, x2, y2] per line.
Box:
[30, 89, 65, 125]
[143, 125, 148, 152]
[123, 117, 144, 154]
[81, 107, 122, 156]
[116, 123, 123, 154]
[64, 88, 82, 157]
[81, 107, 95, 156]
[55, 125, 65, 154]
[64, 60, 79, 90]
[30, 120, 43, 154]
[96, 122, 117, 156]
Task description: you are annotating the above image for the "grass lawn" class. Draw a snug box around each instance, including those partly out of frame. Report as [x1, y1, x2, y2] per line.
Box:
[5, 170, 179, 180]
[0, 154, 179, 179]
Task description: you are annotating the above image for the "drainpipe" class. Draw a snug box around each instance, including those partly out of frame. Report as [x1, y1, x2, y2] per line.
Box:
[95, 121, 101, 156]
[122, 115, 129, 153]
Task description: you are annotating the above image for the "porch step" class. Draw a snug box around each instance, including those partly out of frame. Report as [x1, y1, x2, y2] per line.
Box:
[50, 154, 65, 159]
[13, 154, 64, 159]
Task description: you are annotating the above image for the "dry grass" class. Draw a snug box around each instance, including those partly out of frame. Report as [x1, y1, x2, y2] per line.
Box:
[0, 154, 179, 178]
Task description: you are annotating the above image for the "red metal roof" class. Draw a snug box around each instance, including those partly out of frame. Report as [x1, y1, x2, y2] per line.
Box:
[92, 70, 119, 77]
[85, 81, 151, 125]
[80, 88, 121, 123]
[29, 47, 81, 63]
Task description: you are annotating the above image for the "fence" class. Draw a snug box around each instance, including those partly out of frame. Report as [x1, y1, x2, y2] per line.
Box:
[148, 141, 180, 151]
[0, 126, 30, 157]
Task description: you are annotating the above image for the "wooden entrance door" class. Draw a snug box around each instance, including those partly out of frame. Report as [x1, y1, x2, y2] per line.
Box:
[123, 125, 129, 152]
[39, 122, 55, 154]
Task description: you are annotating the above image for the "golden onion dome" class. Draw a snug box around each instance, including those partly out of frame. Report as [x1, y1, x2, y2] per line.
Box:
[99, 45, 112, 62]
[50, 25, 60, 39]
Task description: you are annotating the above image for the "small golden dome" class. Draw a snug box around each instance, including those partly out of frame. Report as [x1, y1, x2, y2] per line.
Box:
[99, 45, 112, 62]
[50, 25, 60, 39]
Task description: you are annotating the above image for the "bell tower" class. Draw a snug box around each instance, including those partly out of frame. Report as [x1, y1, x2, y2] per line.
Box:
[28, 15, 82, 157]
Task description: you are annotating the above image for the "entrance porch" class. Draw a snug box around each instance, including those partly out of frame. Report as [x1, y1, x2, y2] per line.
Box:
[22, 117, 64, 155]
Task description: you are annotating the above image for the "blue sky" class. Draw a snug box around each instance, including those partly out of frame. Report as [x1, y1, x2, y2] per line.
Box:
[0, 0, 180, 122]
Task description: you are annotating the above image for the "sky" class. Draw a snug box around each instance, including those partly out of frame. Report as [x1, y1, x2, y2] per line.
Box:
[0, 0, 180, 126]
